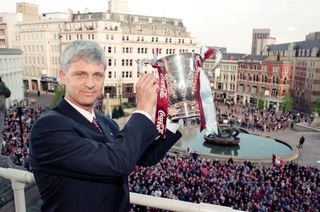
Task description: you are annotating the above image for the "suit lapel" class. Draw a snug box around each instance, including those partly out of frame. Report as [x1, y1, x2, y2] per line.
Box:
[54, 98, 115, 142]
[95, 114, 115, 141]
[55, 98, 94, 129]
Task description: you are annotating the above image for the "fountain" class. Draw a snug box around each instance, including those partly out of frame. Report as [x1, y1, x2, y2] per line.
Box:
[172, 121, 298, 163]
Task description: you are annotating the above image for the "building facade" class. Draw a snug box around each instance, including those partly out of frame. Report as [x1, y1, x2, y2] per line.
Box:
[0, 48, 24, 108]
[305, 31, 320, 41]
[264, 39, 320, 112]
[4, 0, 199, 102]
[236, 55, 292, 111]
[205, 53, 245, 103]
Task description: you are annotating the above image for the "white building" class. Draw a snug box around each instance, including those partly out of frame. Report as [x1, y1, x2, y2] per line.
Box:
[0, 13, 23, 48]
[0, 48, 24, 108]
[205, 53, 245, 103]
[3, 0, 199, 102]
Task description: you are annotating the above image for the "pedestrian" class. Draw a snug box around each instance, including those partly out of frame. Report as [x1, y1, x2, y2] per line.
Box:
[29, 40, 182, 212]
[298, 135, 305, 148]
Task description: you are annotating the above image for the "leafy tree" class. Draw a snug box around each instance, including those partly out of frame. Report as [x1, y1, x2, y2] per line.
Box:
[257, 94, 265, 110]
[48, 85, 65, 109]
[280, 93, 293, 112]
[112, 106, 119, 119]
[112, 105, 125, 119]
[118, 105, 125, 117]
[311, 97, 320, 114]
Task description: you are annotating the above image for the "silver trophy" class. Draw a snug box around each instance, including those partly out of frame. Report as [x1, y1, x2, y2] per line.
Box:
[138, 48, 222, 122]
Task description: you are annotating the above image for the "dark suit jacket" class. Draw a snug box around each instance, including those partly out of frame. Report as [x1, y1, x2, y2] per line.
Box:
[30, 98, 181, 212]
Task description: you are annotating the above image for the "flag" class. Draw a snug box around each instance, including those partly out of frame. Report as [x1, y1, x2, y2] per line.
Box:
[272, 154, 284, 166]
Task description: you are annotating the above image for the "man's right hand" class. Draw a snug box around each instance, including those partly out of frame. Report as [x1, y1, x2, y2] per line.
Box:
[135, 73, 159, 117]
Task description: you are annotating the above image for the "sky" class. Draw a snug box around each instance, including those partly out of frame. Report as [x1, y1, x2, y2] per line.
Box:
[1, 0, 320, 53]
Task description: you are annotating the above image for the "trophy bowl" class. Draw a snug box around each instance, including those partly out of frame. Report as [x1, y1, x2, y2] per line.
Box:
[159, 53, 201, 120]
[138, 48, 222, 122]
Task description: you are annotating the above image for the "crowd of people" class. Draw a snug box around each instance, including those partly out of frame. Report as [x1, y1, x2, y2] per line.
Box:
[129, 153, 320, 211]
[1, 107, 45, 169]
[1, 103, 319, 211]
[215, 102, 310, 133]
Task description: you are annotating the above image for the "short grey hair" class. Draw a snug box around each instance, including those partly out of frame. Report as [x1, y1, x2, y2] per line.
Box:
[60, 40, 107, 72]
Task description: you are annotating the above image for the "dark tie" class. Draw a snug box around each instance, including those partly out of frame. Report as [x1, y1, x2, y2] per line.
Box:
[92, 117, 103, 133]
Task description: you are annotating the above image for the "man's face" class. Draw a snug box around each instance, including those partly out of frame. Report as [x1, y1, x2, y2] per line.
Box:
[59, 60, 105, 112]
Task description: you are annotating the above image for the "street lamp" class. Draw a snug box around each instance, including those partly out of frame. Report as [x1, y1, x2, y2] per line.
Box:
[106, 93, 112, 118]
[117, 79, 122, 105]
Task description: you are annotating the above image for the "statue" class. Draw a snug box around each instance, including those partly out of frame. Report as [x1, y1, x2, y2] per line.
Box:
[204, 115, 241, 145]
[0, 77, 11, 153]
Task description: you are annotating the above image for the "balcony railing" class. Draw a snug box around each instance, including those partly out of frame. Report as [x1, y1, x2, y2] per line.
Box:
[0, 167, 239, 212]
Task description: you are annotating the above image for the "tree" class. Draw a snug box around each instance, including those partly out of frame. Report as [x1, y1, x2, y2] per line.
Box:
[257, 94, 265, 110]
[311, 97, 320, 114]
[118, 105, 125, 117]
[112, 106, 119, 119]
[112, 105, 125, 119]
[280, 93, 293, 112]
[48, 85, 65, 109]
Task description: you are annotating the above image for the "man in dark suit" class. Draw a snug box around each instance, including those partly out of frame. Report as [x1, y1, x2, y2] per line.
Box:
[30, 40, 181, 212]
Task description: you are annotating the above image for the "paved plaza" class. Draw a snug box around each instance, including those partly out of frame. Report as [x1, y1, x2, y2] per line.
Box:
[23, 93, 320, 168]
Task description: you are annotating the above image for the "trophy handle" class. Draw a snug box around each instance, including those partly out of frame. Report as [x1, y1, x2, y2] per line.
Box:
[136, 59, 152, 75]
[210, 48, 223, 72]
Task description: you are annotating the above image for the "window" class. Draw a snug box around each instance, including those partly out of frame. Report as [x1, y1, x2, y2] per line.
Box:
[262, 75, 267, 82]
[108, 47, 112, 53]
[284, 77, 287, 85]
[273, 66, 280, 72]
[217, 83, 223, 90]
[271, 89, 278, 97]
[252, 86, 257, 93]
[262, 66, 267, 72]
[239, 84, 244, 92]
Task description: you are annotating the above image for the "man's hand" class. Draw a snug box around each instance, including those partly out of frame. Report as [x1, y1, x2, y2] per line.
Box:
[136, 73, 159, 117]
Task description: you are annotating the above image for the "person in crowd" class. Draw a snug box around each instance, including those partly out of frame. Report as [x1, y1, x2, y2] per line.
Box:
[129, 153, 319, 211]
[29, 40, 181, 212]
[298, 135, 305, 148]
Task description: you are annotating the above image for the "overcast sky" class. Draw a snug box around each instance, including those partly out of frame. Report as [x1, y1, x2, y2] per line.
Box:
[1, 0, 319, 53]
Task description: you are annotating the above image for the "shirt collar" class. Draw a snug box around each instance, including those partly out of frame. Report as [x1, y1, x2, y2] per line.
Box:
[64, 97, 95, 122]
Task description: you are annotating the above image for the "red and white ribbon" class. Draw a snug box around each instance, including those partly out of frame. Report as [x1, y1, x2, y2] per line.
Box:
[155, 66, 168, 138]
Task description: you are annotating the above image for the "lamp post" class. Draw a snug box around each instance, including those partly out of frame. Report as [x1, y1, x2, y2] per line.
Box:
[117, 79, 122, 105]
[106, 93, 112, 118]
